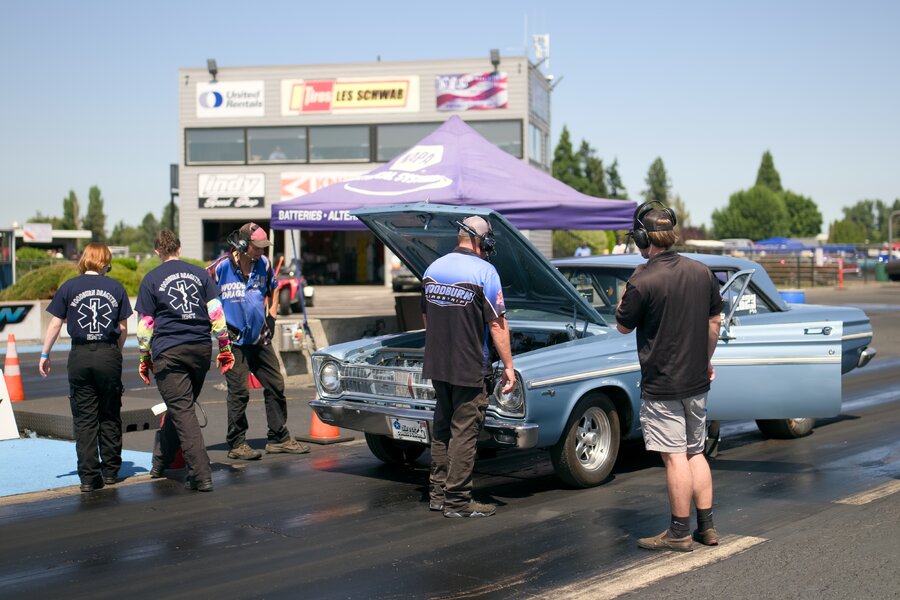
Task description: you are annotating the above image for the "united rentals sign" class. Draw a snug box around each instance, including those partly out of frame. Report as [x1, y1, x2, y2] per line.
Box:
[198, 174, 265, 209]
[281, 77, 420, 115]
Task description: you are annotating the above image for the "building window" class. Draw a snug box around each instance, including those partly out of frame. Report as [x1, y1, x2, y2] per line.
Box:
[186, 128, 245, 164]
[309, 125, 370, 162]
[470, 120, 522, 158]
[375, 123, 439, 162]
[529, 123, 543, 166]
[248, 127, 307, 163]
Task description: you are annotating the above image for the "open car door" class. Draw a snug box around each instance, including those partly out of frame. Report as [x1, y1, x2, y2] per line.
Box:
[708, 270, 843, 420]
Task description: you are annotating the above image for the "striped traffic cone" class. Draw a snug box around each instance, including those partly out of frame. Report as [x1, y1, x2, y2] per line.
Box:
[4, 334, 25, 402]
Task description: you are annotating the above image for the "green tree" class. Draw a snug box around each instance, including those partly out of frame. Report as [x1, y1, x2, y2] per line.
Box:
[783, 191, 822, 236]
[876, 199, 900, 241]
[828, 218, 868, 243]
[606, 158, 628, 199]
[755, 150, 783, 192]
[576, 141, 609, 198]
[82, 185, 107, 243]
[642, 157, 671, 204]
[840, 200, 878, 242]
[670, 194, 692, 238]
[552, 126, 585, 190]
[28, 211, 63, 228]
[61, 190, 80, 230]
[711, 186, 790, 240]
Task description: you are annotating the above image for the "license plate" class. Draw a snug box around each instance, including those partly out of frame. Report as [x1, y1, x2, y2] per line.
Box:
[389, 417, 429, 443]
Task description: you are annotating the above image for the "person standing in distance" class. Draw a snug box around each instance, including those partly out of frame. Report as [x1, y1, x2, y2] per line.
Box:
[207, 223, 309, 460]
[615, 202, 723, 551]
[39, 243, 132, 492]
[136, 230, 234, 492]
[422, 215, 514, 518]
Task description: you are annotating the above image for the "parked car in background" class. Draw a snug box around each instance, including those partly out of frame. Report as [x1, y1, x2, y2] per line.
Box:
[389, 254, 421, 292]
[276, 263, 315, 315]
[310, 203, 876, 488]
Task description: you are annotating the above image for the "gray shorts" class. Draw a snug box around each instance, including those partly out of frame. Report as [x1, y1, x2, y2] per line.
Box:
[639, 393, 708, 454]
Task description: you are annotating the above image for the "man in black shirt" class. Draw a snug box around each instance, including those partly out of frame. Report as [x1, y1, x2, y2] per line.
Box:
[421, 216, 514, 518]
[616, 202, 723, 552]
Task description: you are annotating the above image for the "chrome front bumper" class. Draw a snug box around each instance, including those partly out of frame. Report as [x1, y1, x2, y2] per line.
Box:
[310, 398, 540, 449]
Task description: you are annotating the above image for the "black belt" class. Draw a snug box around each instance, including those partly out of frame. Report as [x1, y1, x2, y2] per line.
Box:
[71, 340, 117, 347]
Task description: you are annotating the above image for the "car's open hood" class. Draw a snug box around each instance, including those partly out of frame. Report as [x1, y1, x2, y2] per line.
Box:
[353, 203, 606, 326]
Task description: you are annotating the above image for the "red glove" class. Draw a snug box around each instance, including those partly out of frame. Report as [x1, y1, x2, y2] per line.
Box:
[218, 350, 234, 374]
[139, 355, 154, 385]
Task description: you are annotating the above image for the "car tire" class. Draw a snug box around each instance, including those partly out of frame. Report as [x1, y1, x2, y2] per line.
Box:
[278, 288, 291, 316]
[551, 393, 620, 488]
[755, 417, 815, 439]
[705, 420, 721, 458]
[364, 433, 426, 465]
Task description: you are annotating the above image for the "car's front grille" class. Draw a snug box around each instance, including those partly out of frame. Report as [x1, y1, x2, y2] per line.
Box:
[340, 364, 436, 401]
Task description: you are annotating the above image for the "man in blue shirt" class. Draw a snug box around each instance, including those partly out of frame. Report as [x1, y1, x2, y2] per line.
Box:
[208, 223, 309, 460]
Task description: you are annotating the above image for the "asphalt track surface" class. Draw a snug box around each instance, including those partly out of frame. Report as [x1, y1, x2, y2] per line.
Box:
[2, 284, 898, 599]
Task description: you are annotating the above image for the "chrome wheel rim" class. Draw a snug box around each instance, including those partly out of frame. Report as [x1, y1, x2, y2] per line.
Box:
[575, 406, 612, 470]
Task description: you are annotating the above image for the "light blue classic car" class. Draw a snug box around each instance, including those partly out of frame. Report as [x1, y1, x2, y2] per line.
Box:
[310, 203, 876, 488]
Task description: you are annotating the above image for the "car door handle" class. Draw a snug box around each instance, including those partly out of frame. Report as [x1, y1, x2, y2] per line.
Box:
[804, 326, 832, 336]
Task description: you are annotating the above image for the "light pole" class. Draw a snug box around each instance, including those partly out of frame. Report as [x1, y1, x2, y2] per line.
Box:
[169, 163, 179, 232]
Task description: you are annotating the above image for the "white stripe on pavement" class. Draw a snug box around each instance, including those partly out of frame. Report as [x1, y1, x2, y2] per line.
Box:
[835, 480, 900, 505]
[552, 535, 767, 600]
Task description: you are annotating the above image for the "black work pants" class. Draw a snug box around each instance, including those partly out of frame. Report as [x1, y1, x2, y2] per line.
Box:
[429, 380, 488, 511]
[152, 342, 212, 481]
[67, 343, 123, 484]
[224, 343, 290, 449]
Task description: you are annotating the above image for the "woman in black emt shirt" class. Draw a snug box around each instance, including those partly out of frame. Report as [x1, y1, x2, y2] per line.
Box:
[39, 243, 133, 493]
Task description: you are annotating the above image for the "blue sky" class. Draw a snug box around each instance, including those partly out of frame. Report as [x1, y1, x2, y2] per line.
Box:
[2, 1, 897, 234]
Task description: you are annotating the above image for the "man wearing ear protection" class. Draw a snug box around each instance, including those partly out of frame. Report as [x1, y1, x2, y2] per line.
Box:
[421, 215, 515, 518]
[208, 222, 310, 461]
[615, 202, 724, 552]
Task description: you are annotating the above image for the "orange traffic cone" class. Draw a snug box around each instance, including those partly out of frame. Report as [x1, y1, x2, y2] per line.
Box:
[248, 373, 262, 389]
[4, 334, 25, 402]
[296, 402, 354, 445]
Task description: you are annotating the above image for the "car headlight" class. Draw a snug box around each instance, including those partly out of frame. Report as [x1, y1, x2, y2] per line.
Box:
[491, 374, 524, 417]
[319, 361, 341, 394]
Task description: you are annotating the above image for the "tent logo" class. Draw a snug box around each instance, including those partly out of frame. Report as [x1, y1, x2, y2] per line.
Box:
[343, 144, 452, 197]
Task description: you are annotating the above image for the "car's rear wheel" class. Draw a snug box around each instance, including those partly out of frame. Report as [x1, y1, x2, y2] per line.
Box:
[278, 288, 291, 316]
[364, 433, 426, 465]
[551, 393, 620, 488]
[755, 417, 815, 439]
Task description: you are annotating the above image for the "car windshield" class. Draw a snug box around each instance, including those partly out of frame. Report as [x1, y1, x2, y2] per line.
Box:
[556, 266, 635, 317]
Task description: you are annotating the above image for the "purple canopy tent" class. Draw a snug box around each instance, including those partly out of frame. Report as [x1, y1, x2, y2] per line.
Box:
[271, 116, 635, 231]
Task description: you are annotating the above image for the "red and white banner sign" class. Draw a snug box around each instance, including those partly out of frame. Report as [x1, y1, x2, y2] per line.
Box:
[280, 171, 369, 200]
[435, 72, 508, 111]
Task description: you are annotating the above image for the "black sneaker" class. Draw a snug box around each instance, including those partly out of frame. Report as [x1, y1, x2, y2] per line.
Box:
[443, 501, 496, 518]
[227, 442, 263, 460]
[184, 477, 214, 492]
[429, 501, 444, 511]
[149, 465, 166, 479]
[102, 474, 118, 485]
[80, 478, 104, 493]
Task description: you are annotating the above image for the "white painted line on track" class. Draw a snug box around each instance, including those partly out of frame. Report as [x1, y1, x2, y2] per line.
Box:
[835, 479, 900, 505]
[551, 535, 766, 600]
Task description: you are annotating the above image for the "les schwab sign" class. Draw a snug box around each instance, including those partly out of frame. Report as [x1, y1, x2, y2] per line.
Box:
[281, 77, 420, 115]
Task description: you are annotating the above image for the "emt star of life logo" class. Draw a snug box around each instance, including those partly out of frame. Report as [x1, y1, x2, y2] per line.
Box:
[167, 280, 201, 314]
[77, 298, 113, 334]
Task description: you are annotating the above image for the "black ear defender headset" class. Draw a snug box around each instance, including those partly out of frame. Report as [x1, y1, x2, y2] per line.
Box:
[456, 218, 497, 257]
[227, 224, 259, 253]
[631, 200, 677, 250]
